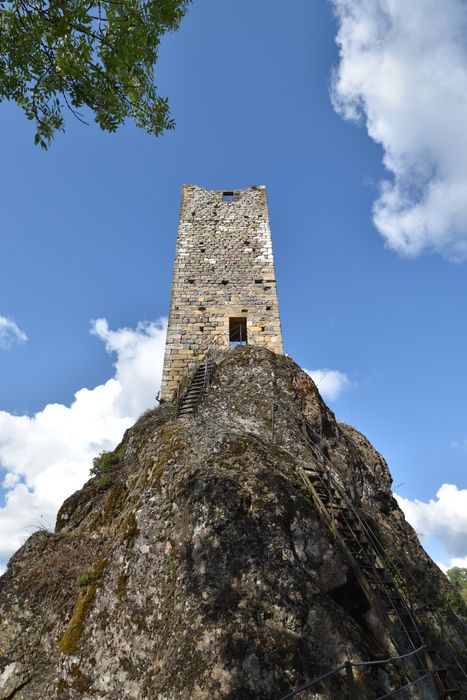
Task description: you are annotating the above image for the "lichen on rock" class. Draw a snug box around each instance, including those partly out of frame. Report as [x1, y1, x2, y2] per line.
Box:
[0, 348, 465, 698]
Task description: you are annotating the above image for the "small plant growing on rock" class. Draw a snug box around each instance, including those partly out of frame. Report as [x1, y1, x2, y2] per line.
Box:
[90, 448, 123, 490]
[78, 573, 92, 588]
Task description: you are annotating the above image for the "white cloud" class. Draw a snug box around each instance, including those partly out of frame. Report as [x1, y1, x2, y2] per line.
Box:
[331, 0, 467, 260]
[396, 484, 467, 568]
[447, 556, 467, 569]
[306, 368, 353, 401]
[0, 316, 27, 349]
[0, 318, 166, 573]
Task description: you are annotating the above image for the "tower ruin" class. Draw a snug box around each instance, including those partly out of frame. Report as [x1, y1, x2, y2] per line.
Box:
[160, 184, 283, 401]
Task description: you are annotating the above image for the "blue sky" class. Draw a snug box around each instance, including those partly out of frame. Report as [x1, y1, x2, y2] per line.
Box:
[1, 0, 467, 572]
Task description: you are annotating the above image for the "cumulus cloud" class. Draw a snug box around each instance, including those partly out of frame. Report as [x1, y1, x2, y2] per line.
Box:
[0, 316, 27, 349]
[306, 368, 353, 401]
[332, 0, 467, 260]
[447, 555, 467, 569]
[0, 318, 166, 573]
[396, 484, 467, 567]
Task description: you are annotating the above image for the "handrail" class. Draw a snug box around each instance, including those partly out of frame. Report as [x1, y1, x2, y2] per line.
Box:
[207, 392, 431, 697]
[270, 396, 426, 649]
[174, 332, 231, 415]
[277, 645, 427, 700]
[374, 672, 433, 700]
[277, 663, 348, 700]
[173, 333, 269, 415]
[351, 644, 427, 667]
[170, 358, 465, 697]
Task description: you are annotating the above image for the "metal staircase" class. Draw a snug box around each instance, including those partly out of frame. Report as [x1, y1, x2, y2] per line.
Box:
[176, 360, 216, 417]
[300, 419, 465, 698]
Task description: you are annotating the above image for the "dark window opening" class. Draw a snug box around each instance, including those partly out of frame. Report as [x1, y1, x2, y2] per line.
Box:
[198, 306, 206, 311]
[223, 191, 234, 202]
[254, 279, 263, 284]
[241, 309, 248, 313]
[221, 279, 228, 285]
[188, 279, 195, 284]
[244, 240, 250, 246]
[229, 317, 247, 346]
[200, 248, 206, 253]
[266, 306, 271, 311]
[261, 326, 265, 332]
[200, 326, 204, 332]
[264, 286, 271, 291]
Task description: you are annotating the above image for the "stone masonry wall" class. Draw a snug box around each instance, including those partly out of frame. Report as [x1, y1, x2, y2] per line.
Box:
[160, 184, 283, 401]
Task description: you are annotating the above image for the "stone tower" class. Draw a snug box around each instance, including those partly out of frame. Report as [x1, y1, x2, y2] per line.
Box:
[160, 184, 283, 401]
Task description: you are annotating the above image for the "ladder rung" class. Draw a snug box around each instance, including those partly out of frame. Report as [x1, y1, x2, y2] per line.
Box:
[440, 690, 460, 696]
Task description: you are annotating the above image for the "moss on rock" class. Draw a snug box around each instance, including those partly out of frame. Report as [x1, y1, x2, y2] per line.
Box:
[1, 348, 466, 698]
[58, 558, 108, 655]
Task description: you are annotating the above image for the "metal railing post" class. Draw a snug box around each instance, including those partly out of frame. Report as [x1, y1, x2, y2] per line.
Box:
[345, 662, 358, 700]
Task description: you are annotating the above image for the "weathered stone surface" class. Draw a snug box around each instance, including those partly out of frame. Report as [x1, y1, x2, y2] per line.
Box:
[0, 348, 466, 698]
[160, 185, 283, 401]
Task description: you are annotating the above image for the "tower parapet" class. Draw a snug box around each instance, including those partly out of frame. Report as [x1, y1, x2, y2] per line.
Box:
[160, 184, 283, 401]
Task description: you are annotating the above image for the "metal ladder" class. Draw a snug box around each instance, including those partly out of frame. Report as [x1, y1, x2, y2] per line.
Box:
[300, 423, 464, 698]
[176, 360, 216, 417]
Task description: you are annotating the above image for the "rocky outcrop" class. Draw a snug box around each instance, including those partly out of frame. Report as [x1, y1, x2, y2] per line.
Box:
[1, 348, 466, 699]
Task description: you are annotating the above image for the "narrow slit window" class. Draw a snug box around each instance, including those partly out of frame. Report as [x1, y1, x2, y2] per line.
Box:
[223, 191, 234, 202]
[229, 317, 247, 346]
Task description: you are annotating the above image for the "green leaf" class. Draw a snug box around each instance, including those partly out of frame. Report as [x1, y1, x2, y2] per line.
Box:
[0, 0, 191, 147]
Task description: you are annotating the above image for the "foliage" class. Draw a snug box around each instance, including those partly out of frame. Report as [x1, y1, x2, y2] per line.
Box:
[79, 573, 92, 587]
[91, 449, 119, 475]
[91, 447, 123, 489]
[447, 567, 467, 605]
[0, 0, 190, 147]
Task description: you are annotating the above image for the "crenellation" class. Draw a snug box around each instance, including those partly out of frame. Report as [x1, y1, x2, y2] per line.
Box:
[160, 184, 284, 401]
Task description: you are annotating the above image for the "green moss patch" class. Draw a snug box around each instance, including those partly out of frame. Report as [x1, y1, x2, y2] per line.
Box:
[145, 424, 186, 486]
[117, 572, 129, 600]
[122, 512, 139, 542]
[69, 664, 92, 693]
[58, 558, 108, 655]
